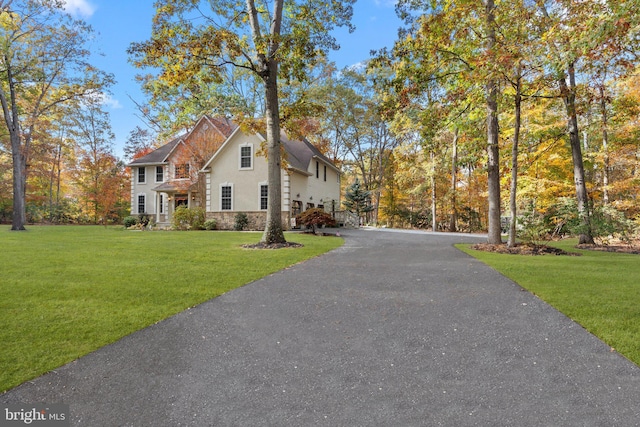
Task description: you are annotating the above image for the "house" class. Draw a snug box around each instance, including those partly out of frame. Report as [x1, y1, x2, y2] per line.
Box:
[127, 116, 342, 229]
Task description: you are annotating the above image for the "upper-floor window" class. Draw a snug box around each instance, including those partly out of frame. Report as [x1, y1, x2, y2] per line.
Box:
[324, 165, 327, 182]
[316, 161, 319, 178]
[175, 163, 190, 179]
[137, 167, 146, 184]
[156, 166, 164, 182]
[240, 145, 252, 169]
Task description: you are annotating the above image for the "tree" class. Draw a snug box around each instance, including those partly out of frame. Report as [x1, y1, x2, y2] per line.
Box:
[129, 0, 354, 244]
[296, 207, 335, 234]
[69, 94, 122, 224]
[0, 0, 112, 230]
[123, 126, 156, 163]
[343, 179, 374, 225]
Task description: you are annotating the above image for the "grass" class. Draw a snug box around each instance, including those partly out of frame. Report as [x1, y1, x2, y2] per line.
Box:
[0, 225, 343, 392]
[458, 239, 640, 366]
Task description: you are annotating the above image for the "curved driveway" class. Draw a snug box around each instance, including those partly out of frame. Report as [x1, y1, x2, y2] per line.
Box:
[2, 228, 640, 426]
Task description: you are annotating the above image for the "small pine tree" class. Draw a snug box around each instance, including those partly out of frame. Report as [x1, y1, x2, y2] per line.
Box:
[343, 179, 374, 224]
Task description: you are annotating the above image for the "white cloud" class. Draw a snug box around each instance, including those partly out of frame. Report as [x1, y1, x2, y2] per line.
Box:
[62, 0, 97, 18]
[98, 93, 123, 110]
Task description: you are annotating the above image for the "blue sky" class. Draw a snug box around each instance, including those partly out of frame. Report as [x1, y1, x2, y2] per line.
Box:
[64, 0, 403, 157]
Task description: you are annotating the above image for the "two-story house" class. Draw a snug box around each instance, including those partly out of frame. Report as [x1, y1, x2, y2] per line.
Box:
[127, 116, 341, 229]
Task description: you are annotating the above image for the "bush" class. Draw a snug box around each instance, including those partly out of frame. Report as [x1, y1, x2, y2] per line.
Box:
[138, 214, 152, 227]
[204, 219, 217, 230]
[296, 208, 336, 233]
[517, 206, 549, 245]
[549, 198, 636, 244]
[234, 212, 249, 231]
[123, 216, 138, 228]
[172, 206, 206, 230]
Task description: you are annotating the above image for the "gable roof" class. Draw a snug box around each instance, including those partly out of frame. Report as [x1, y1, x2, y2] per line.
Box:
[281, 134, 340, 175]
[127, 137, 183, 166]
[129, 116, 339, 175]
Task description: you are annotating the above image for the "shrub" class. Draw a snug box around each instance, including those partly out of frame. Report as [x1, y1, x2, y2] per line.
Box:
[204, 219, 217, 230]
[296, 208, 336, 234]
[517, 206, 549, 245]
[138, 214, 152, 227]
[172, 206, 206, 230]
[234, 212, 249, 231]
[123, 216, 138, 228]
[549, 198, 636, 244]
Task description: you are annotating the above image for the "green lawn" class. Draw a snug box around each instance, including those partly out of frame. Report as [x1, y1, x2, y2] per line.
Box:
[0, 225, 343, 392]
[458, 240, 640, 366]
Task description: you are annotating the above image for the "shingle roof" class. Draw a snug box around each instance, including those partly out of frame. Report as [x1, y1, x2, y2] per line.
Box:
[281, 133, 339, 174]
[128, 137, 182, 166]
[127, 116, 338, 174]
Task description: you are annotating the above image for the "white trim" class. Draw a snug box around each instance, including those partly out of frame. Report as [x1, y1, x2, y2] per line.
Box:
[258, 181, 268, 210]
[283, 173, 290, 211]
[136, 193, 146, 214]
[239, 142, 254, 170]
[201, 126, 263, 171]
[220, 182, 233, 211]
[205, 173, 211, 211]
[155, 165, 164, 183]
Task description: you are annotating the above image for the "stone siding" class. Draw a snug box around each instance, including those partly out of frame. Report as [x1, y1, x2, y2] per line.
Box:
[206, 211, 291, 231]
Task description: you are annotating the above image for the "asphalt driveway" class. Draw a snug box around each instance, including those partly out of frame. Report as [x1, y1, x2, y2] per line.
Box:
[2, 228, 640, 426]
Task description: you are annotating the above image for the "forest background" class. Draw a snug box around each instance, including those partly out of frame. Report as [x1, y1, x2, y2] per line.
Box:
[1, 0, 639, 245]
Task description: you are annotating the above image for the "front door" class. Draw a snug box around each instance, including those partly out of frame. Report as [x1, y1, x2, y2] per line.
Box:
[175, 194, 188, 209]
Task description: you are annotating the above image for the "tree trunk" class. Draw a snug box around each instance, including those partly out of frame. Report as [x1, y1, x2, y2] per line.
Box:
[599, 85, 610, 205]
[508, 70, 522, 248]
[449, 128, 458, 232]
[559, 64, 594, 244]
[11, 134, 27, 230]
[430, 150, 437, 231]
[260, 59, 286, 244]
[485, 0, 502, 244]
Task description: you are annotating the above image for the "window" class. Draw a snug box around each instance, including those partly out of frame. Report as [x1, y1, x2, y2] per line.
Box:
[260, 184, 268, 210]
[137, 194, 145, 214]
[240, 145, 252, 169]
[159, 194, 164, 214]
[316, 161, 319, 178]
[156, 166, 164, 182]
[324, 165, 327, 182]
[221, 185, 232, 210]
[306, 202, 315, 210]
[175, 163, 190, 179]
[137, 167, 146, 184]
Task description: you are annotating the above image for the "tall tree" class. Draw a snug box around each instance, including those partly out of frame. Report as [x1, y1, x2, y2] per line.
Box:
[129, 0, 355, 244]
[0, 0, 111, 230]
[69, 94, 119, 223]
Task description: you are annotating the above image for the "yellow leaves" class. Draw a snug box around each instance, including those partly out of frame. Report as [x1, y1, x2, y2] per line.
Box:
[0, 10, 20, 32]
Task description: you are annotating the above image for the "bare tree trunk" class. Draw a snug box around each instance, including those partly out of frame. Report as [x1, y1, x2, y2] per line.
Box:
[508, 68, 522, 247]
[599, 85, 610, 205]
[449, 128, 458, 232]
[246, 0, 286, 244]
[11, 136, 27, 230]
[559, 64, 594, 244]
[430, 150, 437, 231]
[485, 0, 502, 244]
[260, 61, 286, 244]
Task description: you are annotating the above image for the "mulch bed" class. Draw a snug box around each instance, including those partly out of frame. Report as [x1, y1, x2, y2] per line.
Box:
[472, 240, 640, 256]
[242, 242, 304, 249]
[470, 243, 580, 256]
[576, 244, 640, 255]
